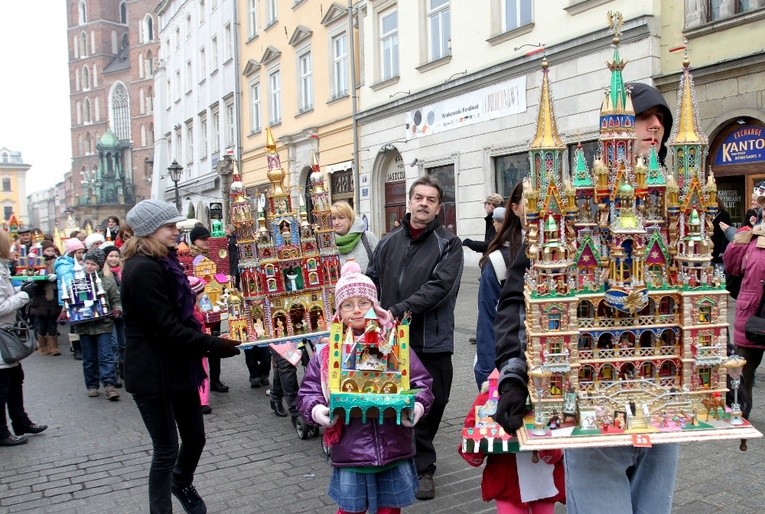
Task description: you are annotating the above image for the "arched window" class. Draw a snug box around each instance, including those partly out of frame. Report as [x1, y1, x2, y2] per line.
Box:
[148, 123, 154, 144]
[144, 15, 154, 41]
[95, 97, 100, 121]
[145, 50, 154, 76]
[111, 82, 130, 140]
[85, 133, 92, 154]
[92, 64, 98, 87]
[139, 88, 145, 114]
[119, 1, 127, 24]
[111, 30, 118, 53]
[75, 68, 81, 91]
[80, 32, 88, 57]
[73, 36, 79, 58]
[146, 86, 154, 113]
[140, 124, 147, 146]
[138, 52, 144, 78]
[78, 0, 87, 24]
[76, 101, 82, 124]
[78, 135, 84, 155]
[82, 66, 90, 89]
[84, 98, 92, 123]
[121, 33, 128, 49]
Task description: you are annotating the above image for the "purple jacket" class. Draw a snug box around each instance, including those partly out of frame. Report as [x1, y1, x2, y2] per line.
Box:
[297, 348, 434, 468]
[724, 232, 765, 348]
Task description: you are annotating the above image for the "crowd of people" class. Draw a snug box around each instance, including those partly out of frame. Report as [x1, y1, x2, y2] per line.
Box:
[3, 82, 760, 513]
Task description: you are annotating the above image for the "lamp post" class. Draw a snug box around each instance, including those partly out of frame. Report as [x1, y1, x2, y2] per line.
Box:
[167, 160, 183, 212]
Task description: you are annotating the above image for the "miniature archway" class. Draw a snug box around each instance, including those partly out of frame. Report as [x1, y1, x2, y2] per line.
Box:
[289, 302, 307, 334]
[660, 329, 677, 347]
[273, 310, 288, 337]
[579, 365, 595, 383]
[578, 333, 593, 350]
[639, 330, 655, 348]
[597, 333, 613, 349]
[577, 299, 594, 319]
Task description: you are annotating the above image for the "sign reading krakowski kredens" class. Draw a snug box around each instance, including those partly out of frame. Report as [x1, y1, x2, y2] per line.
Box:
[405, 76, 527, 140]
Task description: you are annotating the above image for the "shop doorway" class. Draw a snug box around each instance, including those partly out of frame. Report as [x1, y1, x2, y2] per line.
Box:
[384, 181, 406, 233]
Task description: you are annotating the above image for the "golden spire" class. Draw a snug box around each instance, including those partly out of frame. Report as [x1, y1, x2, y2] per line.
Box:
[530, 58, 564, 150]
[669, 52, 707, 145]
[266, 127, 277, 151]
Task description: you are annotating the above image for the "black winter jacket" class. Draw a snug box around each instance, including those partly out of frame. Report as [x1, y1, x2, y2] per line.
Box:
[464, 213, 496, 254]
[494, 244, 531, 389]
[367, 213, 463, 354]
[121, 254, 232, 395]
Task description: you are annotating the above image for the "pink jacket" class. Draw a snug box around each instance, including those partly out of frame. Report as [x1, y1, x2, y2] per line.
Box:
[724, 233, 765, 348]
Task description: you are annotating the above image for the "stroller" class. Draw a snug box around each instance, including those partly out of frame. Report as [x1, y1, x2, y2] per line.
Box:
[293, 337, 321, 440]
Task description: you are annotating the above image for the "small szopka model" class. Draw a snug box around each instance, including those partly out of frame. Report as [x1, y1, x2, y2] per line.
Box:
[59, 259, 109, 323]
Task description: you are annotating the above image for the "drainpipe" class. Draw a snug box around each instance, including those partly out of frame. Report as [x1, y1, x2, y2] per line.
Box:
[348, 0, 360, 208]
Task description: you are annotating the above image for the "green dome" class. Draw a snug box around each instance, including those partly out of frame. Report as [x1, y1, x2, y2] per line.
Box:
[99, 130, 119, 147]
[618, 181, 634, 197]
[689, 209, 700, 226]
[544, 214, 558, 232]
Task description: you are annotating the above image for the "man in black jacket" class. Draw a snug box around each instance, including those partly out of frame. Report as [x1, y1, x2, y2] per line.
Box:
[367, 175, 463, 501]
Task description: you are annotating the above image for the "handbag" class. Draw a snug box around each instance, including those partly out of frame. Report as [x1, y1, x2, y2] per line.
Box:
[745, 281, 765, 347]
[0, 311, 37, 363]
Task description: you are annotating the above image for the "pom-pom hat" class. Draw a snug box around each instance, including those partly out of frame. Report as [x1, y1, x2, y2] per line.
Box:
[83, 247, 106, 269]
[188, 276, 207, 295]
[84, 233, 105, 249]
[335, 260, 392, 327]
[64, 238, 86, 256]
[126, 199, 186, 237]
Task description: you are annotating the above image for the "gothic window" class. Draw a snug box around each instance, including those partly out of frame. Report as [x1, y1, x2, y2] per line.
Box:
[119, 1, 127, 23]
[78, 1, 87, 24]
[111, 82, 130, 140]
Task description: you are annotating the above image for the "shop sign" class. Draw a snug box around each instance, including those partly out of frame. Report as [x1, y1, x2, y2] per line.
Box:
[405, 76, 526, 140]
[386, 155, 405, 183]
[714, 125, 765, 166]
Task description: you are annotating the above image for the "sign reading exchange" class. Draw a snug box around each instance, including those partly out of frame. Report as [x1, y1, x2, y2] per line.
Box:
[714, 125, 765, 166]
[405, 76, 527, 140]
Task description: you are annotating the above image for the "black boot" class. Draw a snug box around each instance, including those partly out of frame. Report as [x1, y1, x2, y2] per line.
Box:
[72, 339, 83, 361]
[270, 399, 288, 417]
[210, 381, 229, 393]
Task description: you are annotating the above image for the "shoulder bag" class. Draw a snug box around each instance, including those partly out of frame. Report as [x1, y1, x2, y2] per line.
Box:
[0, 311, 37, 363]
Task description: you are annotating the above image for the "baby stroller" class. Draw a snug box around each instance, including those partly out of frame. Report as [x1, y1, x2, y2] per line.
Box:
[294, 337, 321, 441]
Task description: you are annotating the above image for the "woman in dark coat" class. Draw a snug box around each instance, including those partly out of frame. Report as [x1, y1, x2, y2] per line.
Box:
[122, 200, 240, 514]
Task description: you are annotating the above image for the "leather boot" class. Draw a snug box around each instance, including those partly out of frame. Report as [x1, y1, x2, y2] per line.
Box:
[37, 335, 49, 356]
[47, 335, 61, 356]
[71, 339, 83, 361]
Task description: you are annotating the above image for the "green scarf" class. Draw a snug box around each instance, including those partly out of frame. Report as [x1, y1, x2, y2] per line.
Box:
[335, 231, 362, 255]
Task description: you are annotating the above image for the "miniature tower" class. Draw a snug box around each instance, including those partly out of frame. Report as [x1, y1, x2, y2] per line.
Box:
[231, 129, 339, 342]
[521, 12, 729, 432]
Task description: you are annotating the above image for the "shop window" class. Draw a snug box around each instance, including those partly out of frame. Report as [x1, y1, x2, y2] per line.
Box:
[494, 152, 529, 197]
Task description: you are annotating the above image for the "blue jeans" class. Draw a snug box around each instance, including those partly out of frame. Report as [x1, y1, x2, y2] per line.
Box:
[564, 444, 679, 514]
[80, 332, 118, 389]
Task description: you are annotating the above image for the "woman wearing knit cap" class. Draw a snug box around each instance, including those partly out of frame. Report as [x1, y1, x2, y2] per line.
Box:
[76, 247, 122, 401]
[84, 233, 105, 250]
[121, 199, 240, 514]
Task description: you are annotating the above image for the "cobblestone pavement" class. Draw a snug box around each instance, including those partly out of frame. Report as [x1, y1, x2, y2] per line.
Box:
[2, 266, 763, 513]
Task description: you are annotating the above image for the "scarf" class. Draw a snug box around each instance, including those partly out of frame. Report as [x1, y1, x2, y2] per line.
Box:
[159, 248, 200, 332]
[334, 231, 362, 255]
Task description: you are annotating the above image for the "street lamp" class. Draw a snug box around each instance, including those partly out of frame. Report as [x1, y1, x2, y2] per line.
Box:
[167, 160, 183, 211]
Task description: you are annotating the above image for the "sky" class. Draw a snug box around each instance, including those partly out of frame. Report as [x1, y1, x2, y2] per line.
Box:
[0, 2, 72, 193]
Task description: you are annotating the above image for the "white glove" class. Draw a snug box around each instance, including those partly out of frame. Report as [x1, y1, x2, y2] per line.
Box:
[401, 402, 425, 427]
[48, 273, 57, 282]
[311, 404, 337, 428]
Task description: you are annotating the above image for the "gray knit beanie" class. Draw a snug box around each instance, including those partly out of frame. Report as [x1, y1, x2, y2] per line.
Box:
[83, 247, 106, 269]
[126, 199, 186, 237]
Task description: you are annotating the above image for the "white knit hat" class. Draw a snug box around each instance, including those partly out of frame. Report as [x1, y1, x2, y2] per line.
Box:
[126, 199, 186, 237]
[84, 233, 105, 249]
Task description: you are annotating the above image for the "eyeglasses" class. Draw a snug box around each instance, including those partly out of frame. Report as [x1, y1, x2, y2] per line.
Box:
[340, 299, 372, 312]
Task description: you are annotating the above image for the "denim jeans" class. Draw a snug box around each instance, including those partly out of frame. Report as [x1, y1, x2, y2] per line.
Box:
[0, 365, 33, 438]
[80, 332, 118, 389]
[133, 388, 206, 514]
[564, 444, 679, 513]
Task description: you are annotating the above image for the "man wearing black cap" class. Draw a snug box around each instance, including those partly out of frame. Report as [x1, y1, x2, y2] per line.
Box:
[188, 225, 211, 258]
